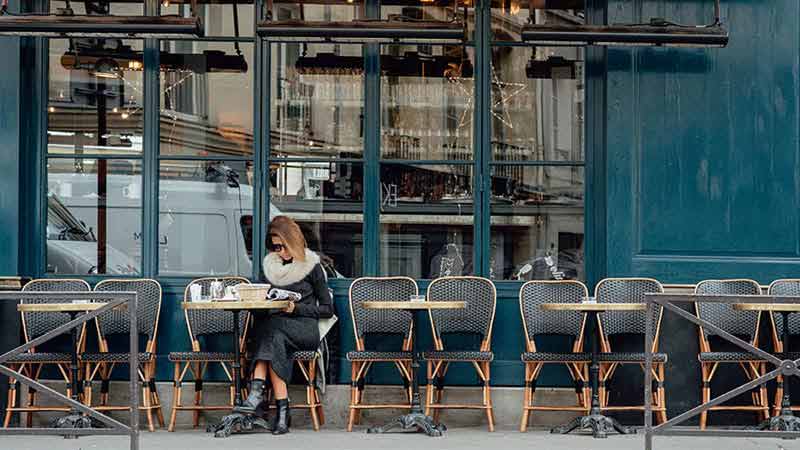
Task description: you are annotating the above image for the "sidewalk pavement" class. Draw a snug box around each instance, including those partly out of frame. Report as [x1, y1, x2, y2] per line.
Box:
[0, 428, 794, 450]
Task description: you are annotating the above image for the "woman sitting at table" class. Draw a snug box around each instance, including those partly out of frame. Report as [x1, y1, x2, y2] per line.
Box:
[235, 215, 334, 435]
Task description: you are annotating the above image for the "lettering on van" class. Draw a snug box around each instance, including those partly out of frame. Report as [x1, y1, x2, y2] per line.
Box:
[133, 232, 168, 245]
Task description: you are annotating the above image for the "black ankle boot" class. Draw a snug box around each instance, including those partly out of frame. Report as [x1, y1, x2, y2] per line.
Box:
[271, 398, 291, 435]
[234, 379, 266, 414]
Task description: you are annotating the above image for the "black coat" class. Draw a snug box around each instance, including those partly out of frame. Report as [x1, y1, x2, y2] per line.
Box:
[248, 250, 333, 382]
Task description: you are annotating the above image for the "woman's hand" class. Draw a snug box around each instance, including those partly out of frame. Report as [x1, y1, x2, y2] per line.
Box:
[282, 301, 295, 314]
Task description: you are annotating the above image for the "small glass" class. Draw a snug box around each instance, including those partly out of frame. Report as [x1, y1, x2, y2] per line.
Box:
[410, 294, 425, 303]
[582, 296, 597, 304]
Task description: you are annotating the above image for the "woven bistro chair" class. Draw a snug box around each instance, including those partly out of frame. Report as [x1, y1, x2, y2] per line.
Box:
[695, 279, 768, 429]
[766, 280, 800, 416]
[345, 277, 415, 431]
[3, 279, 91, 428]
[82, 279, 164, 431]
[519, 280, 590, 432]
[167, 277, 250, 431]
[423, 276, 497, 431]
[595, 277, 668, 424]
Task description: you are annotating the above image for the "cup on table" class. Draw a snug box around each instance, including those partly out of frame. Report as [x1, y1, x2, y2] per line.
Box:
[224, 286, 239, 300]
[190, 284, 203, 302]
[410, 294, 425, 303]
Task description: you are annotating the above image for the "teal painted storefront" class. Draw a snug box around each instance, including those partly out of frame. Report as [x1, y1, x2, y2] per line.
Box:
[0, 0, 798, 410]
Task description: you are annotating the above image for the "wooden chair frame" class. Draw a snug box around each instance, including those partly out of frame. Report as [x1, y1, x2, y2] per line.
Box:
[424, 276, 497, 432]
[168, 277, 250, 432]
[595, 277, 668, 424]
[519, 280, 590, 432]
[694, 279, 769, 429]
[346, 277, 416, 431]
[3, 278, 91, 428]
[82, 279, 164, 432]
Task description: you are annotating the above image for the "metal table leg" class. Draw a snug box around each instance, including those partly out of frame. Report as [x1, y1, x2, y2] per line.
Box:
[208, 310, 270, 438]
[368, 308, 446, 437]
[550, 310, 634, 438]
[53, 312, 93, 434]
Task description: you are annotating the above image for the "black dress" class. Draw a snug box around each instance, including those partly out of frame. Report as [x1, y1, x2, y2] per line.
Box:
[249, 249, 334, 383]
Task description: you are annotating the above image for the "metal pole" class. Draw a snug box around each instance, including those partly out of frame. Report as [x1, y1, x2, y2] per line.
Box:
[644, 296, 654, 450]
[128, 292, 139, 450]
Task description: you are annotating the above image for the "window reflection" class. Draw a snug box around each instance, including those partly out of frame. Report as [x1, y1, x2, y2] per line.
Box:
[159, 41, 253, 158]
[381, 45, 474, 160]
[271, 43, 364, 159]
[380, 164, 473, 278]
[158, 160, 252, 276]
[490, 1, 584, 42]
[270, 161, 364, 278]
[46, 159, 142, 276]
[48, 39, 144, 156]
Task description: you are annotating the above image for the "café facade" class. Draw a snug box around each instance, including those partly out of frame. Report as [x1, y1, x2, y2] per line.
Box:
[0, 0, 797, 423]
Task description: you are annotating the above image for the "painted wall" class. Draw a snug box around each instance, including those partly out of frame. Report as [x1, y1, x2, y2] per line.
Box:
[605, 0, 800, 421]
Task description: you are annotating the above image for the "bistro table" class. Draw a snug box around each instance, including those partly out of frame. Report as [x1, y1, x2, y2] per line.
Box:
[734, 302, 800, 431]
[541, 299, 646, 438]
[181, 299, 289, 438]
[17, 302, 115, 431]
[362, 300, 466, 437]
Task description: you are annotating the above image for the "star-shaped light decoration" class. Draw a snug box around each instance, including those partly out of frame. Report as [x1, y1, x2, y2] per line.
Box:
[445, 64, 527, 131]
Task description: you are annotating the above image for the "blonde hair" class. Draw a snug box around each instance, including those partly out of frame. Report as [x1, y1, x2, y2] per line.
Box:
[268, 216, 307, 262]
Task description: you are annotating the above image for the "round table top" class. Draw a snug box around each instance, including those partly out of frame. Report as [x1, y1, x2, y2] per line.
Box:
[362, 301, 467, 310]
[541, 302, 647, 312]
[734, 303, 800, 312]
[182, 300, 290, 310]
[17, 302, 112, 313]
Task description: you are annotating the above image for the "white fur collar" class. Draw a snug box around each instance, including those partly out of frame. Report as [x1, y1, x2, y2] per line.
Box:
[263, 249, 320, 287]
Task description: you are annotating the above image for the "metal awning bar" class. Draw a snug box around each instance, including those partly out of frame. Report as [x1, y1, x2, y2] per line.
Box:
[0, 15, 203, 37]
[257, 19, 465, 42]
[521, 24, 729, 47]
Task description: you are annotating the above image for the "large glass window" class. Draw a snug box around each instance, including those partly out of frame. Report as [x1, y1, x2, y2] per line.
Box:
[379, 44, 475, 277]
[46, 38, 145, 275]
[489, 44, 585, 280]
[269, 42, 365, 278]
[158, 41, 254, 276]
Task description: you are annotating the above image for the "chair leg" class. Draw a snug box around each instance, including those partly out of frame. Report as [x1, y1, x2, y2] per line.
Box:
[700, 364, 710, 430]
[520, 363, 532, 432]
[759, 363, 770, 421]
[774, 376, 785, 418]
[483, 362, 494, 432]
[347, 362, 359, 432]
[168, 363, 181, 432]
[315, 386, 325, 426]
[3, 377, 16, 428]
[307, 360, 321, 431]
[425, 361, 434, 417]
[192, 363, 202, 428]
[656, 364, 668, 424]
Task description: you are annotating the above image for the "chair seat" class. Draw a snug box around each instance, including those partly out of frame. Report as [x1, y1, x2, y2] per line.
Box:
[347, 351, 413, 361]
[291, 350, 318, 361]
[699, 352, 772, 362]
[423, 351, 494, 362]
[521, 352, 590, 362]
[81, 352, 153, 363]
[6, 352, 71, 363]
[599, 352, 668, 363]
[168, 351, 235, 362]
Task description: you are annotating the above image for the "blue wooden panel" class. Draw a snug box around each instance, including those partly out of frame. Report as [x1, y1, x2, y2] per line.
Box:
[0, 37, 20, 277]
[607, 0, 800, 282]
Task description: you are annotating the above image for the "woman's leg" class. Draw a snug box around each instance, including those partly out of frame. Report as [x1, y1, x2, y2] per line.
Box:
[269, 365, 288, 400]
[253, 360, 268, 380]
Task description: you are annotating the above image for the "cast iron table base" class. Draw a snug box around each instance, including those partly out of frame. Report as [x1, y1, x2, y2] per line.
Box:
[756, 311, 800, 434]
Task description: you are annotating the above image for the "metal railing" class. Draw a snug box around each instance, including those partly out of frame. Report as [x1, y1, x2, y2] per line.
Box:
[644, 293, 800, 449]
[0, 291, 139, 450]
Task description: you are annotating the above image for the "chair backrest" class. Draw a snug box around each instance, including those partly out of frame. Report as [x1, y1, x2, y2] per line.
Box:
[183, 277, 250, 343]
[427, 276, 496, 351]
[519, 280, 588, 352]
[20, 278, 91, 342]
[767, 279, 800, 337]
[348, 277, 416, 351]
[94, 279, 162, 351]
[695, 279, 761, 343]
[595, 278, 664, 343]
